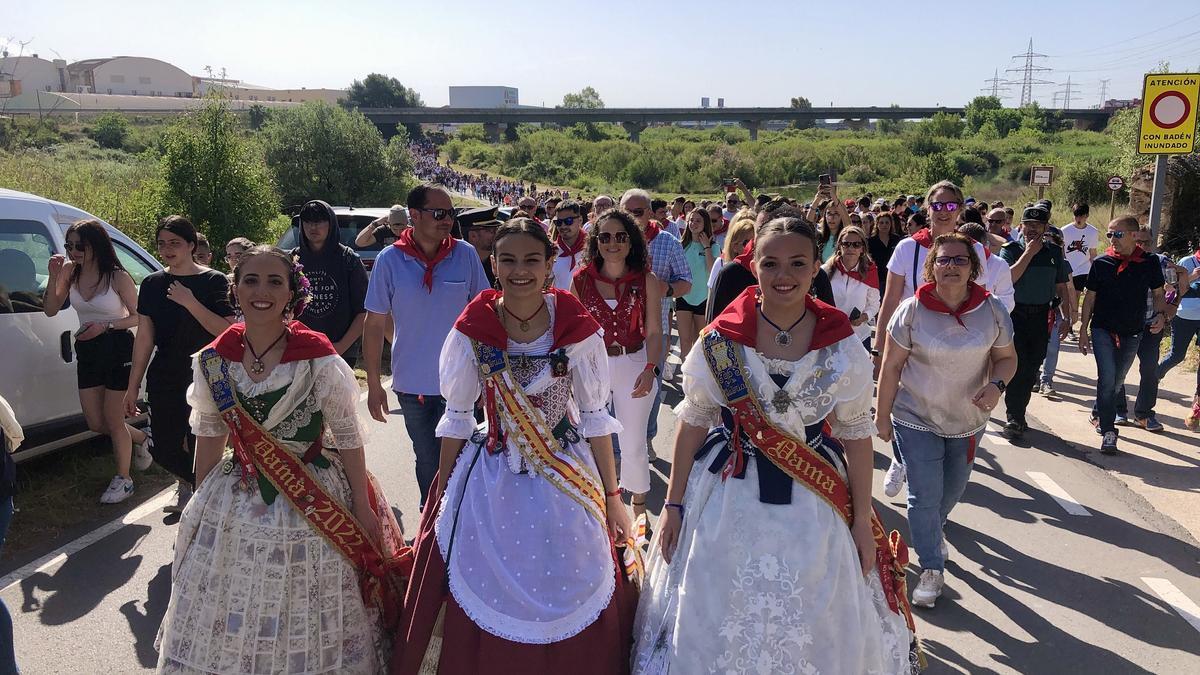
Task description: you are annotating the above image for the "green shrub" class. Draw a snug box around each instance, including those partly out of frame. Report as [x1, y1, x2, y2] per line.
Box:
[88, 113, 131, 150]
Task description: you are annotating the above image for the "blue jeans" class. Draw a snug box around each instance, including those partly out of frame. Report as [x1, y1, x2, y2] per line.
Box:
[1090, 328, 1141, 434]
[395, 392, 446, 509]
[1041, 315, 1063, 386]
[0, 496, 17, 674]
[893, 424, 979, 572]
[1116, 326, 1164, 419]
[1158, 316, 1200, 379]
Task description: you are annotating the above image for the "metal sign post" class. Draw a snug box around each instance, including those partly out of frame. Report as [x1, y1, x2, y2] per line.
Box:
[1107, 175, 1125, 220]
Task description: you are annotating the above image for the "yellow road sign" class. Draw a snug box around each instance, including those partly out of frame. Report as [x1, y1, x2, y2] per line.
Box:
[1138, 73, 1200, 154]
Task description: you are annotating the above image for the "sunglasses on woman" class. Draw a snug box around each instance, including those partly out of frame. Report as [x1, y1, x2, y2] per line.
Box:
[839, 240, 864, 249]
[929, 202, 960, 212]
[63, 241, 88, 252]
[597, 232, 630, 244]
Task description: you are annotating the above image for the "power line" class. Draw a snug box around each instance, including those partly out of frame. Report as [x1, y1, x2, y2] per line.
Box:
[1006, 38, 1054, 106]
[1045, 11, 1200, 59]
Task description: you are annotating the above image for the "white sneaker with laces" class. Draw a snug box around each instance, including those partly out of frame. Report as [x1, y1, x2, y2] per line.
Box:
[100, 475, 134, 504]
[132, 429, 154, 471]
[883, 460, 907, 498]
[912, 569, 945, 608]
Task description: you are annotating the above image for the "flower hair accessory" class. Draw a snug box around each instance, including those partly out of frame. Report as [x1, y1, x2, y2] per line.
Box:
[289, 256, 313, 316]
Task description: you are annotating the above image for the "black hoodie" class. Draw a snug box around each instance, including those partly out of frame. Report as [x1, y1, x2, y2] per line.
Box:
[290, 200, 369, 346]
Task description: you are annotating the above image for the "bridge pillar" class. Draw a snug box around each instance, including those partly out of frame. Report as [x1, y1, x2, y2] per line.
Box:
[740, 120, 761, 141]
[622, 121, 647, 143]
[484, 122, 502, 143]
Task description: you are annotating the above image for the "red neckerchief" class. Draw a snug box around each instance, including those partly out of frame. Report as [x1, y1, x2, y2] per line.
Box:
[1105, 245, 1146, 275]
[911, 227, 934, 249]
[578, 263, 644, 305]
[707, 286, 852, 350]
[556, 234, 585, 270]
[1194, 249, 1200, 264]
[393, 228, 456, 292]
[643, 221, 663, 245]
[712, 218, 729, 236]
[453, 288, 600, 350]
[915, 282, 990, 328]
[209, 321, 336, 363]
[733, 238, 756, 277]
[835, 260, 880, 290]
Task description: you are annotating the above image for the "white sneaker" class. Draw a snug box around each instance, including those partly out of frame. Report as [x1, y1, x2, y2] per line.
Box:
[163, 481, 193, 513]
[132, 428, 154, 471]
[883, 460, 907, 498]
[100, 475, 135, 504]
[912, 569, 945, 608]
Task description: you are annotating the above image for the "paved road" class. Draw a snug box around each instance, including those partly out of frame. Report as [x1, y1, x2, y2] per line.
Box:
[4, 361, 1200, 673]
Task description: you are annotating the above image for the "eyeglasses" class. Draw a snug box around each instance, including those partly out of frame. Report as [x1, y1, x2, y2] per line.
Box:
[627, 208, 647, 217]
[1105, 231, 1126, 239]
[411, 206, 455, 221]
[596, 232, 630, 244]
[929, 202, 961, 212]
[552, 216, 578, 226]
[63, 241, 87, 252]
[934, 255, 971, 267]
[839, 241, 865, 249]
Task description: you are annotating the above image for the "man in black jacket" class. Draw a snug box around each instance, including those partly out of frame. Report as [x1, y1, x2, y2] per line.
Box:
[291, 200, 369, 364]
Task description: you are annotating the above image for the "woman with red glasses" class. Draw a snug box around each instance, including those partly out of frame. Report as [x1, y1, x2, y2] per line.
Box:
[572, 209, 666, 523]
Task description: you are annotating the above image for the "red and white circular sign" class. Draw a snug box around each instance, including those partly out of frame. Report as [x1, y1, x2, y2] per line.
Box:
[1107, 176, 1125, 191]
[1149, 91, 1191, 129]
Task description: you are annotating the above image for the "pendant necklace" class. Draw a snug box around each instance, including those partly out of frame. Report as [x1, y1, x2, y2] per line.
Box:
[245, 329, 289, 375]
[503, 299, 546, 332]
[759, 305, 808, 347]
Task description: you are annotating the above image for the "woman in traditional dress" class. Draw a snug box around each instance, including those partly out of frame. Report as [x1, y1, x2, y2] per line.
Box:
[394, 219, 637, 675]
[571, 209, 665, 522]
[632, 216, 918, 674]
[875, 232, 1016, 609]
[157, 246, 408, 674]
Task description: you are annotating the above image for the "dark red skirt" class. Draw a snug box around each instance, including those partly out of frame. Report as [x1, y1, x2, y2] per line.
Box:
[391, 487, 637, 675]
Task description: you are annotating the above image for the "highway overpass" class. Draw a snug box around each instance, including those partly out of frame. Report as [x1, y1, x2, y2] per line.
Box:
[362, 106, 1114, 141]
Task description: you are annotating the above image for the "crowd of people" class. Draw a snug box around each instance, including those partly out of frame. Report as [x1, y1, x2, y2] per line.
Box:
[7, 166, 1198, 674]
[411, 140, 569, 209]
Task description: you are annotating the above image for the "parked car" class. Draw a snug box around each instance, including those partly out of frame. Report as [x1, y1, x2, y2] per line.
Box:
[0, 188, 161, 462]
[276, 206, 394, 273]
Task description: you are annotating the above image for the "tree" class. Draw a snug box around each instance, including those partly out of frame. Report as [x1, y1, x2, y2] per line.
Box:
[341, 73, 424, 109]
[260, 101, 404, 206]
[247, 104, 270, 130]
[919, 111, 965, 138]
[964, 96, 1002, 134]
[560, 86, 605, 109]
[89, 112, 130, 150]
[790, 96, 814, 130]
[159, 99, 280, 251]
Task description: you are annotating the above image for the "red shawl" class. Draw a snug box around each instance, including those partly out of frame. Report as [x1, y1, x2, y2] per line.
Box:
[916, 282, 990, 328]
[209, 321, 336, 363]
[394, 228, 456, 292]
[1105, 245, 1146, 275]
[707, 286, 852, 350]
[835, 260, 880, 290]
[454, 288, 600, 350]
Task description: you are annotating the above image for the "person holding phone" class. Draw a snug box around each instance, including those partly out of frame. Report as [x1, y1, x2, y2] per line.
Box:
[44, 219, 154, 504]
[823, 225, 880, 351]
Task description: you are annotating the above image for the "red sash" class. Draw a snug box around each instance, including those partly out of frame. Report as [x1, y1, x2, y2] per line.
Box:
[199, 347, 413, 631]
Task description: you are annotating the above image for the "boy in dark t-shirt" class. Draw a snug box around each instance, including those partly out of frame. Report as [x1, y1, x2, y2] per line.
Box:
[1079, 215, 1166, 454]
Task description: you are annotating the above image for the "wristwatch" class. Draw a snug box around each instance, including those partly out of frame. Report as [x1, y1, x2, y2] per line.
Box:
[644, 363, 662, 378]
[990, 379, 1007, 393]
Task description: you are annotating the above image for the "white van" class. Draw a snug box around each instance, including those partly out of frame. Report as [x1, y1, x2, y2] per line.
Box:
[0, 188, 162, 461]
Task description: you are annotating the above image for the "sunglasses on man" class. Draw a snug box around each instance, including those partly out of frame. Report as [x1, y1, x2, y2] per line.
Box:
[411, 206, 455, 221]
[1105, 231, 1127, 239]
[552, 216, 579, 227]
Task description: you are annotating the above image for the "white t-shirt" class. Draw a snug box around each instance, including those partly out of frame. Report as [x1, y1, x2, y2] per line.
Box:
[885, 236, 989, 300]
[1060, 222, 1099, 277]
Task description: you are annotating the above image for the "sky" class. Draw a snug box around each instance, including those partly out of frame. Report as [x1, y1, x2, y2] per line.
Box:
[6, 0, 1200, 109]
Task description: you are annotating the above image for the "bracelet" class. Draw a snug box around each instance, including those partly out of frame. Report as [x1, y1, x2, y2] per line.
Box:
[605, 488, 622, 497]
[665, 502, 685, 516]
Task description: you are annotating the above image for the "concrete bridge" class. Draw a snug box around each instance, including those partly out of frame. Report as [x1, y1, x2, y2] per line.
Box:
[363, 106, 1114, 141]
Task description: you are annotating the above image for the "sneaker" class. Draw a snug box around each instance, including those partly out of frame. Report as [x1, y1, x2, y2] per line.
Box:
[1039, 383, 1058, 398]
[1115, 415, 1131, 427]
[1089, 416, 1103, 435]
[132, 428, 154, 471]
[1100, 431, 1119, 455]
[163, 481, 193, 513]
[883, 460, 907, 498]
[911, 569, 945, 608]
[1134, 416, 1164, 433]
[100, 475, 134, 504]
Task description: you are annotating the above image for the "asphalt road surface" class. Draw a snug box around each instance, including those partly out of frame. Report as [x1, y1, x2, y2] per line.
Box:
[4, 371, 1200, 674]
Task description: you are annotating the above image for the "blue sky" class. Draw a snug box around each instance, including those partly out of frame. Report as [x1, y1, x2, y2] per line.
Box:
[7, 0, 1200, 108]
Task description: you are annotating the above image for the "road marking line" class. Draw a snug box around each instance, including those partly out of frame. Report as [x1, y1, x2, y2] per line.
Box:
[0, 487, 175, 594]
[1143, 577, 1200, 635]
[1025, 471, 1092, 516]
[359, 377, 393, 403]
